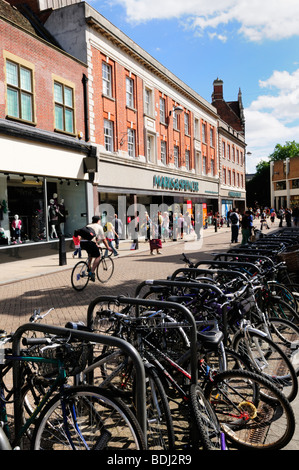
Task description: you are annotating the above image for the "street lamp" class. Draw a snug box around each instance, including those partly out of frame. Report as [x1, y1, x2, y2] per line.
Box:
[169, 105, 184, 116]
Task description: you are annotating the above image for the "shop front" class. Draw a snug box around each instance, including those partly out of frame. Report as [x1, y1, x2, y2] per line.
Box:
[96, 158, 219, 239]
[0, 174, 87, 245]
[220, 190, 246, 219]
[0, 122, 97, 261]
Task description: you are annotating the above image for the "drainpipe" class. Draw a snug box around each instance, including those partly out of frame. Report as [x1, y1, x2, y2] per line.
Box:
[82, 74, 90, 142]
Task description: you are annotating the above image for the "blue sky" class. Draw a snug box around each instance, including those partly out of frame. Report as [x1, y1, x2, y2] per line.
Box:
[91, 0, 299, 173]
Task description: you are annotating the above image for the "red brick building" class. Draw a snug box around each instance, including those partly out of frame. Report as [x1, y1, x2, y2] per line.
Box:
[0, 0, 97, 259]
[212, 78, 246, 215]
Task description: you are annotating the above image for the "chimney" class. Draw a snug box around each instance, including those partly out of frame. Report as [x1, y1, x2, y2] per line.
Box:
[212, 78, 223, 101]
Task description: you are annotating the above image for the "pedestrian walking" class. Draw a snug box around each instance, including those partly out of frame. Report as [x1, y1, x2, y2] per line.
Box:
[104, 218, 119, 257]
[260, 211, 269, 230]
[112, 213, 123, 249]
[72, 230, 82, 258]
[240, 211, 252, 245]
[292, 206, 299, 226]
[278, 208, 284, 227]
[149, 221, 162, 255]
[230, 208, 239, 243]
[270, 210, 276, 225]
[285, 208, 292, 227]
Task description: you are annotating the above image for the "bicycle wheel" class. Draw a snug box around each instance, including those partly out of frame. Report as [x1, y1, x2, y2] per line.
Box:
[265, 298, 299, 323]
[143, 365, 175, 450]
[96, 256, 114, 283]
[256, 317, 299, 375]
[266, 281, 298, 311]
[204, 369, 295, 450]
[83, 355, 174, 450]
[232, 330, 298, 402]
[189, 384, 223, 450]
[71, 261, 90, 291]
[31, 386, 146, 450]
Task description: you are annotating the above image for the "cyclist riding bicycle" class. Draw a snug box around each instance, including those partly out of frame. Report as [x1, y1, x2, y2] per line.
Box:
[80, 215, 112, 282]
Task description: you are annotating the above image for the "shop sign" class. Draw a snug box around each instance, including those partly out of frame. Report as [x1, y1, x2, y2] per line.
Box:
[153, 175, 199, 192]
[228, 191, 242, 198]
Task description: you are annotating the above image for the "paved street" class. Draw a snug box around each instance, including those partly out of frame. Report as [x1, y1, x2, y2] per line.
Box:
[0, 219, 298, 450]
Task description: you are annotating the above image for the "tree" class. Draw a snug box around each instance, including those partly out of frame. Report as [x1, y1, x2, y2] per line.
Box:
[246, 141, 299, 208]
[246, 160, 270, 208]
[269, 141, 299, 162]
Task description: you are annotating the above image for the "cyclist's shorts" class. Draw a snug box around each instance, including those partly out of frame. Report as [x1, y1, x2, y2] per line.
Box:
[80, 240, 101, 258]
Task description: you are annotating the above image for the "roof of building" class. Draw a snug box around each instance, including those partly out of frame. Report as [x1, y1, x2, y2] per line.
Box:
[0, 0, 62, 47]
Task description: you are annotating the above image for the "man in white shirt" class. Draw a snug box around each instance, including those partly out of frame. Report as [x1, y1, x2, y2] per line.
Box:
[80, 216, 112, 281]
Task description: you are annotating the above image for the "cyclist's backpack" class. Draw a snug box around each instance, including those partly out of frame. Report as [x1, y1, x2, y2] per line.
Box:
[77, 226, 96, 241]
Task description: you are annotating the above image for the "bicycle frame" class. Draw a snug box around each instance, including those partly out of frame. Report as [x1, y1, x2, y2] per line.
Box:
[12, 323, 146, 449]
[0, 347, 68, 448]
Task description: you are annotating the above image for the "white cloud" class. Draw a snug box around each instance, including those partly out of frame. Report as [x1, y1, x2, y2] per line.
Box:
[245, 68, 299, 172]
[112, 0, 299, 41]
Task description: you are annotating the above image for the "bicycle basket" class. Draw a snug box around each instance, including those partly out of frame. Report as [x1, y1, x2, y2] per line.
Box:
[40, 341, 90, 377]
[278, 245, 299, 272]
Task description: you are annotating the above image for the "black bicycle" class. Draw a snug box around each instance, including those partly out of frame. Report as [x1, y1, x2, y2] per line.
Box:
[71, 249, 114, 290]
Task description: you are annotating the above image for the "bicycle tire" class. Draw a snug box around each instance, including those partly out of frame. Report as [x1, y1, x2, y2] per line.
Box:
[189, 383, 223, 450]
[266, 281, 298, 312]
[256, 317, 299, 375]
[265, 298, 299, 323]
[83, 353, 174, 450]
[71, 261, 90, 291]
[31, 386, 146, 450]
[96, 256, 114, 283]
[143, 365, 175, 450]
[232, 329, 298, 402]
[204, 369, 296, 450]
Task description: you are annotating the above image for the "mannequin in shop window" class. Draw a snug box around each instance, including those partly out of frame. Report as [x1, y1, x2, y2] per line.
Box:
[11, 214, 22, 244]
[58, 199, 67, 235]
[48, 199, 59, 238]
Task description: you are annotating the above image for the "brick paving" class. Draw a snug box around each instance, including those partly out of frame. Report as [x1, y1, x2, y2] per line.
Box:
[0, 220, 298, 450]
[0, 227, 233, 332]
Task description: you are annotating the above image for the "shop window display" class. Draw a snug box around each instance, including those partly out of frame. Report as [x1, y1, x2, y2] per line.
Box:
[0, 174, 86, 247]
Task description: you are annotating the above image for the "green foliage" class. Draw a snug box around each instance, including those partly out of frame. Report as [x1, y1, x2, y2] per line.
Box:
[256, 160, 270, 175]
[269, 141, 299, 162]
[246, 140, 299, 207]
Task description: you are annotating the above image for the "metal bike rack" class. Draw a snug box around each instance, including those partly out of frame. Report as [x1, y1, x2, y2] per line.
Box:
[212, 252, 275, 267]
[170, 267, 251, 282]
[88, 293, 199, 386]
[193, 259, 263, 274]
[12, 323, 147, 448]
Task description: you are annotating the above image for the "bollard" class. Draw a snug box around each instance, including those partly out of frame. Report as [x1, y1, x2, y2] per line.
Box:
[59, 234, 67, 265]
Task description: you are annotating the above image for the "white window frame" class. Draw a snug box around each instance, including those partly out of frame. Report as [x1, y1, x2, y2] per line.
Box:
[102, 62, 112, 97]
[104, 119, 114, 152]
[185, 150, 190, 170]
[160, 97, 166, 123]
[184, 113, 189, 135]
[161, 141, 167, 165]
[202, 122, 207, 143]
[202, 156, 207, 175]
[173, 110, 179, 130]
[127, 128, 136, 157]
[126, 77, 134, 108]
[144, 88, 153, 116]
[146, 133, 156, 163]
[174, 146, 179, 167]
